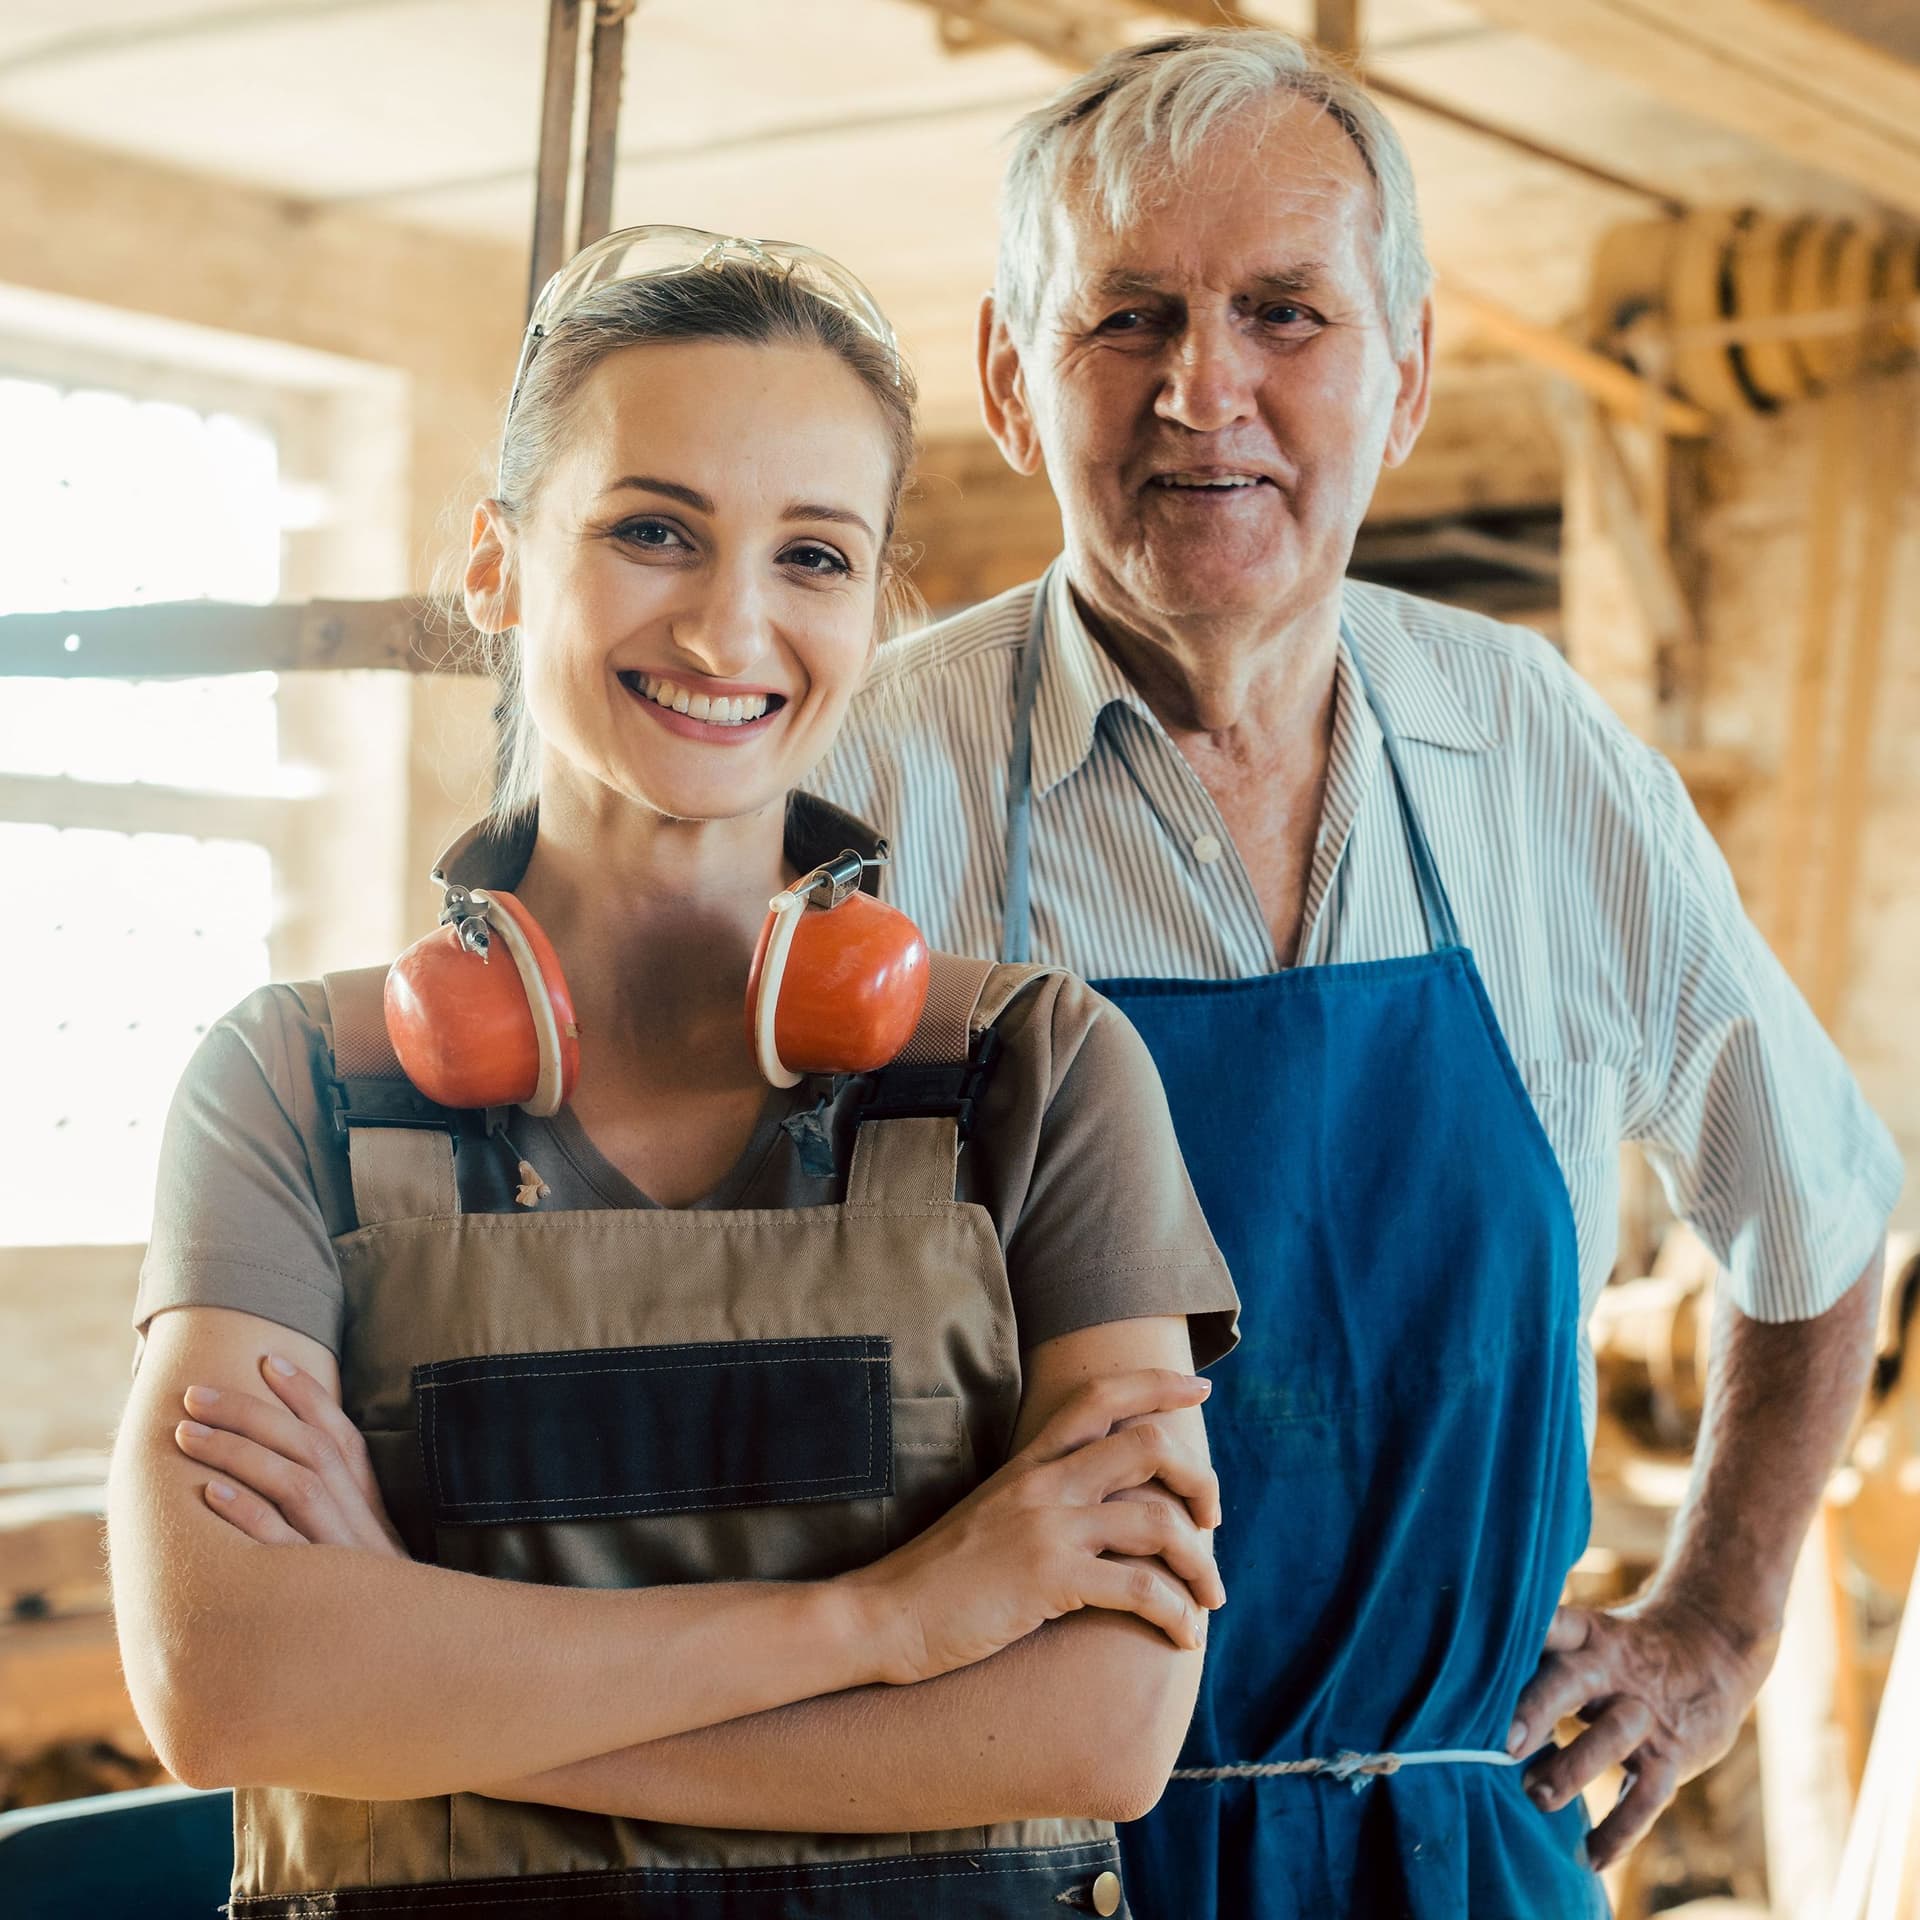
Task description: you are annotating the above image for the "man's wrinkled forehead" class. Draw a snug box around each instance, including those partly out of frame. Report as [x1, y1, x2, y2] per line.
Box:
[1041, 100, 1380, 317]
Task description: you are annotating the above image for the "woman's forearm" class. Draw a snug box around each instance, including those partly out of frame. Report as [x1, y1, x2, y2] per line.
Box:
[482, 1610, 1202, 1832]
[112, 1463, 874, 1801]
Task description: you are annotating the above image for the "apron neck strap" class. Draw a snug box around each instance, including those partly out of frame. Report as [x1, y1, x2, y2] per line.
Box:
[1000, 568, 1053, 966]
[1001, 565, 1461, 964]
[1343, 638, 1462, 954]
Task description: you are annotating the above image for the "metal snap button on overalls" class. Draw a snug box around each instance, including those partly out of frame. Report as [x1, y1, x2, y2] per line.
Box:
[1091, 1867, 1124, 1915]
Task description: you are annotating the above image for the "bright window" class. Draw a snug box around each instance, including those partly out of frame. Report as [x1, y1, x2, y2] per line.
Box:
[5, 827, 276, 1246]
[3, 371, 290, 1245]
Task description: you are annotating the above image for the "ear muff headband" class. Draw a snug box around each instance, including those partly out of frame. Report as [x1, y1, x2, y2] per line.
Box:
[752, 890, 807, 1090]
[474, 889, 568, 1117]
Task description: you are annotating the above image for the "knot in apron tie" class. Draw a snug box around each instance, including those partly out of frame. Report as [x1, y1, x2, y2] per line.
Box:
[1170, 1748, 1523, 1795]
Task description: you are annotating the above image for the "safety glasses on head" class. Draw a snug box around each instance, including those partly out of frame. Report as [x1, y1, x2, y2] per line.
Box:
[499, 224, 902, 487]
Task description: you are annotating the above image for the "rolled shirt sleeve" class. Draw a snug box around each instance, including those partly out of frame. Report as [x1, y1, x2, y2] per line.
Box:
[1629, 748, 1903, 1320]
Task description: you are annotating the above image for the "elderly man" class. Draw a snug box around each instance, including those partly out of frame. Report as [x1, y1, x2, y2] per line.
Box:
[812, 26, 1903, 1920]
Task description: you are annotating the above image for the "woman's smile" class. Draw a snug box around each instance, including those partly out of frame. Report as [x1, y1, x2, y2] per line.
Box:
[617, 667, 789, 745]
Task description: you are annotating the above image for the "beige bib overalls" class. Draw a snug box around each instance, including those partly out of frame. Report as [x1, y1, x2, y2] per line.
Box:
[227, 952, 1131, 1918]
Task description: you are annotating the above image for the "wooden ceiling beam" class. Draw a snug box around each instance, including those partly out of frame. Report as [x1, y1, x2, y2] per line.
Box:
[1460, 0, 1920, 219]
[900, 0, 1130, 69]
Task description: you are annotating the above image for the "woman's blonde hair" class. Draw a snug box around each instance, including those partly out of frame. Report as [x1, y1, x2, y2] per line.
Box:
[450, 262, 921, 822]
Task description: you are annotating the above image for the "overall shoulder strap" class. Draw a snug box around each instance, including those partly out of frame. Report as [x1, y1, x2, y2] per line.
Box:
[322, 966, 458, 1229]
[845, 954, 1063, 1207]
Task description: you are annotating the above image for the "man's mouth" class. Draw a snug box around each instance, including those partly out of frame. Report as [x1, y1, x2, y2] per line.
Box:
[1146, 470, 1276, 493]
[617, 671, 785, 729]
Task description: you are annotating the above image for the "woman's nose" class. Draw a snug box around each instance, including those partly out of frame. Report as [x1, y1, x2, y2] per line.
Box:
[668, 568, 771, 678]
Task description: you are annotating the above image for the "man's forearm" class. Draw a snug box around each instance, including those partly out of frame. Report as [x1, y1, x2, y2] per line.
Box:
[1648, 1246, 1882, 1645]
[482, 1611, 1202, 1832]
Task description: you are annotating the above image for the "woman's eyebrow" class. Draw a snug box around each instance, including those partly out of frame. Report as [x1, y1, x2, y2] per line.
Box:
[605, 475, 712, 511]
[785, 503, 875, 539]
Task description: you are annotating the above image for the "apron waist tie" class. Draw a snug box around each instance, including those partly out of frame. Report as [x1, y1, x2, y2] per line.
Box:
[1171, 1749, 1522, 1795]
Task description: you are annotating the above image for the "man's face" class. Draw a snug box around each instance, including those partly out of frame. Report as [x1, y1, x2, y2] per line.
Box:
[1011, 99, 1428, 633]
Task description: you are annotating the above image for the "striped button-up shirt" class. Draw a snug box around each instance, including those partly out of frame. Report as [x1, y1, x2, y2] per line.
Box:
[811, 568, 1904, 1444]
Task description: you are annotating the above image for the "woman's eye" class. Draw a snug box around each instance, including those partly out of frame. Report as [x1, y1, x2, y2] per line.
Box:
[615, 518, 688, 550]
[782, 542, 851, 577]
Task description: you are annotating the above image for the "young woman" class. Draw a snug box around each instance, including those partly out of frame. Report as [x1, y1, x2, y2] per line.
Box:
[108, 228, 1239, 1919]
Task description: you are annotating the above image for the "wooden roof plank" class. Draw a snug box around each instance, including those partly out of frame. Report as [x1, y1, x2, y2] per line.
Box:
[1462, 0, 1920, 216]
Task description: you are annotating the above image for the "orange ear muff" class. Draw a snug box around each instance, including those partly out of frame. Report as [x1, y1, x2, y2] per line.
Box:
[746, 880, 930, 1088]
[384, 889, 581, 1116]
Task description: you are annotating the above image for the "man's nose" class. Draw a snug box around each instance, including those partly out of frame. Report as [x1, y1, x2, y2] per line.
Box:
[668, 564, 771, 678]
[1154, 316, 1261, 434]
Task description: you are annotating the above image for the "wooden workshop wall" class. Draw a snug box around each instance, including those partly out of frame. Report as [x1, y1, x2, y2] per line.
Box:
[0, 127, 508, 1465]
[1563, 379, 1920, 1237]
[0, 118, 510, 898]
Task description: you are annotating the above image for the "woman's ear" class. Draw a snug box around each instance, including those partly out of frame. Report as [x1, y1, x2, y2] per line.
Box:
[977, 292, 1043, 480]
[464, 500, 520, 634]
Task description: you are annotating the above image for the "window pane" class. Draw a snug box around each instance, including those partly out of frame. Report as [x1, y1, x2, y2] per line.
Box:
[0, 377, 282, 613]
[0, 674, 282, 791]
[0, 373, 289, 792]
[2, 825, 275, 1246]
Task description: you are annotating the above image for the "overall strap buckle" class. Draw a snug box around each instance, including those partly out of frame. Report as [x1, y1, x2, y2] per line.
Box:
[329, 1078, 458, 1137]
[852, 1027, 1003, 1143]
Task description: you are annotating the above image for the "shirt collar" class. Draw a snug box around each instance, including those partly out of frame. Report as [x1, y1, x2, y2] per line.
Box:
[431, 792, 886, 894]
[1028, 565, 1159, 800]
[1337, 581, 1497, 756]
[1027, 568, 1495, 800]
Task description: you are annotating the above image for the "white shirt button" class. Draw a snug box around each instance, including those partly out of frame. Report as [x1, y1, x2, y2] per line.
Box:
[1192, 833, 1223, 866]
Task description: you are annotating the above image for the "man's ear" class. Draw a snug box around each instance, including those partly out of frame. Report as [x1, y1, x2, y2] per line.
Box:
[978, 292, 1044, 479]
[463, 500, 520, 634]
[1380, 295, 1435, 471]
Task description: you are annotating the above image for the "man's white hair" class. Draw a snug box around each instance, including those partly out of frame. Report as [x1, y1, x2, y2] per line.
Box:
[998, 28, 1432, 355]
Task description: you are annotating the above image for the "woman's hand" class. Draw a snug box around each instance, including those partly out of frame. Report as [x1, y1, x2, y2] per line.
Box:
[841, 1367, 1223, 1686]
[173, 1354, 407, 1559]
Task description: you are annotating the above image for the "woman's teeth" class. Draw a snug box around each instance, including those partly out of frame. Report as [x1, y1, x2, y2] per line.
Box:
[631, 673, 772, 726]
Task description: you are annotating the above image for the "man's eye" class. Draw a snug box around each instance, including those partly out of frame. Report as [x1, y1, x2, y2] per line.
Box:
[783, 542, 851, 577]
[1261, 304, 1311, 327]
[1097, 309, 1151, 334]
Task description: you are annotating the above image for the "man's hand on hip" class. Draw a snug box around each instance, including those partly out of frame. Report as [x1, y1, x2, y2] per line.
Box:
[1504, 1594, 1775, 1872]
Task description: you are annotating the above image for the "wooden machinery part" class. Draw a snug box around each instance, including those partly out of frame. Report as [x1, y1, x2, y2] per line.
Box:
[1592, 210, 1920, 420]
[1816, 220, 1887, 391]
[1587, 218, 1680, 365]
[1667, 208, 1753, 416]
[1728, 212, 1812, 408]
[1590, 1228, 1717, 1448]
[1868, 229, 1920, 372]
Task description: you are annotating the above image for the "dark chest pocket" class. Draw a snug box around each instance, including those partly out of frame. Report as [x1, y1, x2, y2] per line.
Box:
[414, 1335, 895, 1526]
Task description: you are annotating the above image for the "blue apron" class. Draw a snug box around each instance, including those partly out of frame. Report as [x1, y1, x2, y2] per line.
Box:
[1001, 575, 1604, 1920]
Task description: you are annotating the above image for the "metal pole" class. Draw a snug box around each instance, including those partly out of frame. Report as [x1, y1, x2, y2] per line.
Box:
[579, 1, 634, 250]
[528, 0, 584, 317]
[1314, 0, 1360, 59]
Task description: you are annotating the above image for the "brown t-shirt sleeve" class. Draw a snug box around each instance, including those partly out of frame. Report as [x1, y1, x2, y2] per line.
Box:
[133, 984, 349, 1359]
[962, 972, 1241, 1369]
